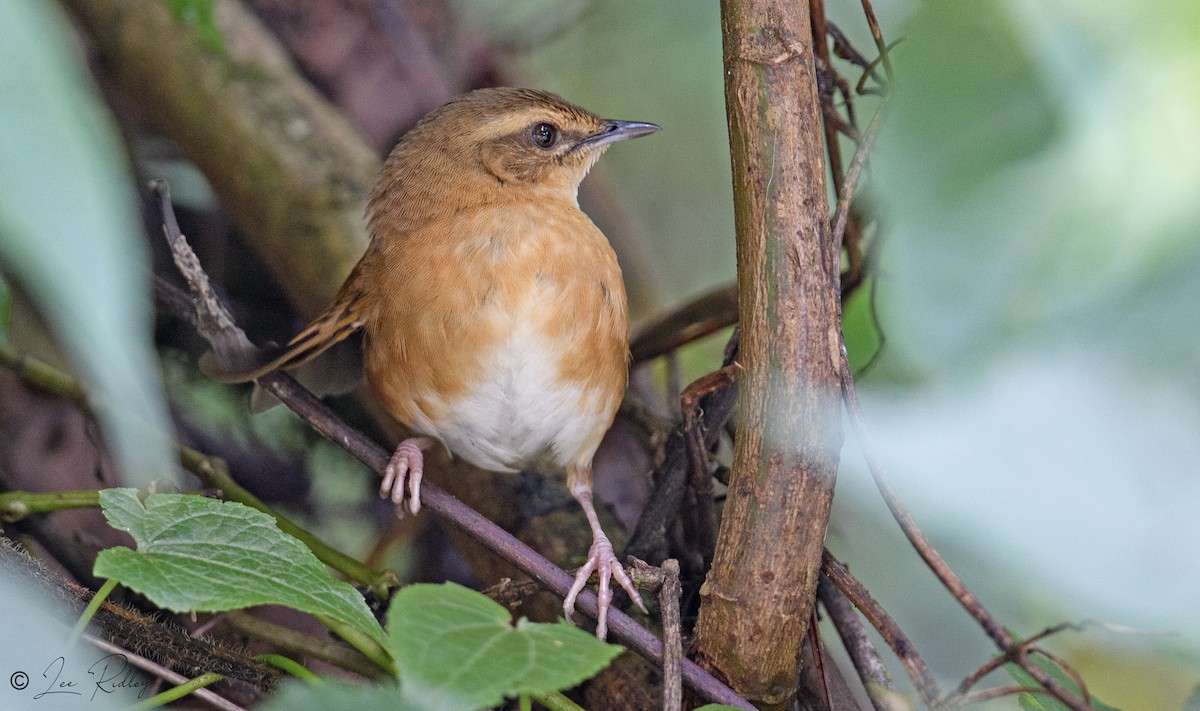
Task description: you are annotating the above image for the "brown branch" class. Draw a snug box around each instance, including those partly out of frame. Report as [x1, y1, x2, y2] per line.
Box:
[956, 685, 1060, 706]
[680, 364, 741, 568]
[859, 0, 894, 81]
[831, 98, 888, 252]
[630, 558, 685, 711]
[659, 559, 683, 711]
[83, 634, 247, 711]
[0, 539, 278, 702]
[630, 283, 738, 365]
[949, 624, 1095, 707]
[808, 0, 846, 197]
[816, 576, 896, 711]
[821, 550, 940, 706]
[692, 2, 844, 708]
[150, 183, 751, 709]
[63, 0, 378, 317]
[832, 97, 886, 301]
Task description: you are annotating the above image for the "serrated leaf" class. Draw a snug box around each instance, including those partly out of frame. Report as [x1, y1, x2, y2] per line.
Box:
[94, 489, 385, 646]
[388, 582, 622, 710]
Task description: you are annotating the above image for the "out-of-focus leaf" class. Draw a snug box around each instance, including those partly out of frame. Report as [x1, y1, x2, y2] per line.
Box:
[835, 0, 1200, 705]
[0, 546, 133, 710]
[0, 0, 176, 488]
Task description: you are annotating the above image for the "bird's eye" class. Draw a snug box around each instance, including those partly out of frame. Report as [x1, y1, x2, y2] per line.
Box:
[530, 122, 559, 149]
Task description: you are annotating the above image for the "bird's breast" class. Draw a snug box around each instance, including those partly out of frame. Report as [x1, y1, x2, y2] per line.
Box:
[364, 203, 629, 472]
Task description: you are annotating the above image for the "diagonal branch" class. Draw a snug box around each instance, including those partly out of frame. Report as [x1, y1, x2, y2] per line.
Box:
[820, 549, 939, 706]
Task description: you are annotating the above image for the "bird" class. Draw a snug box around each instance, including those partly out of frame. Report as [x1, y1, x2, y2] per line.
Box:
[205, 87, 660, 639]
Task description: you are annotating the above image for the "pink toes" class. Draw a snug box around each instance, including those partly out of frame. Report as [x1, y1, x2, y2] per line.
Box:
[379, 436, 434, 516]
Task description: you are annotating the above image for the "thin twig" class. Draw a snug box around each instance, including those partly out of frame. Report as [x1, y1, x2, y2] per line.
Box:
[626, 557, 683, 711]
[821, 550, 939, 706]
[804, 612, 834, 709]
[808, 0, 846, 197]
[836, 345, 1092, 711]
[662, 557, 681, 711]
[817, 574, 896, 711]
[150, 182, 752, 709]
[659, 560, 683, 711]
[859, 0, 893, 81]
[831, 97, 888, 249]
[956, 685, 1059, 706]
[950, 626, 1094, 706]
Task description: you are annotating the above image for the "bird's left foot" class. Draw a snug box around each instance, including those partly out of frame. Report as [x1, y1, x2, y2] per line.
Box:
[563, 531, 647, 640]
[379, 436, 435, 516]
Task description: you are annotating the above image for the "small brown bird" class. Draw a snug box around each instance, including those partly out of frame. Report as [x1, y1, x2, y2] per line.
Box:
[211, 88, 659, 638]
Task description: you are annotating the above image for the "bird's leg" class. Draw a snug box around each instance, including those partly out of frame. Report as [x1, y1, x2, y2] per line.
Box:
[379, 436, 436, 516]
[563, 464, 647, 640]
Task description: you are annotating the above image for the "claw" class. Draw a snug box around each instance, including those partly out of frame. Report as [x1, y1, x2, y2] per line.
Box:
[379, 437, 434, 516]
[562, 531, 644, 640]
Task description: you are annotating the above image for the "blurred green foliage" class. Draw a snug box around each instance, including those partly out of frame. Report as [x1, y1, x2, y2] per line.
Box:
[0, 0, 175, 489]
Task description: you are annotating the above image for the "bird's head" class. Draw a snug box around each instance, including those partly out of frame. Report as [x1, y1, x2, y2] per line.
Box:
[371, 88, 659, 229]
[458, 88, 659, 192]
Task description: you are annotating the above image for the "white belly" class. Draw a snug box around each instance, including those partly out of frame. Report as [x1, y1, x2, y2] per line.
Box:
[405, 323, 613, 473]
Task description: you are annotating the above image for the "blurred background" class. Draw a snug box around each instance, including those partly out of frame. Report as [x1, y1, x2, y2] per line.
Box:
[1, 0, 1198, 708]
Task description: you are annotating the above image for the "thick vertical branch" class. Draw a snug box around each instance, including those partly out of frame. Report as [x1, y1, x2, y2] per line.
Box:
[691, 1, 843, 708]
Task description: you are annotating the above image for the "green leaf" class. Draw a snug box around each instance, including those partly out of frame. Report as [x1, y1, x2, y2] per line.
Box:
[389, 582, 623, 710]
[257, 679, 415, 711]
[94, 489, 385, 646]
[1005, 653, 1122, 711]
[0, 0, 175, 490]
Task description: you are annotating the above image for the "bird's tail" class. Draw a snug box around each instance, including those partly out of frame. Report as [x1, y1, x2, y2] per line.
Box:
[199, 259, 370, 384]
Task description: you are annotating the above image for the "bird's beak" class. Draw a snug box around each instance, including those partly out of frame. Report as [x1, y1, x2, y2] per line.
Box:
[579, 119, 661, 150]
